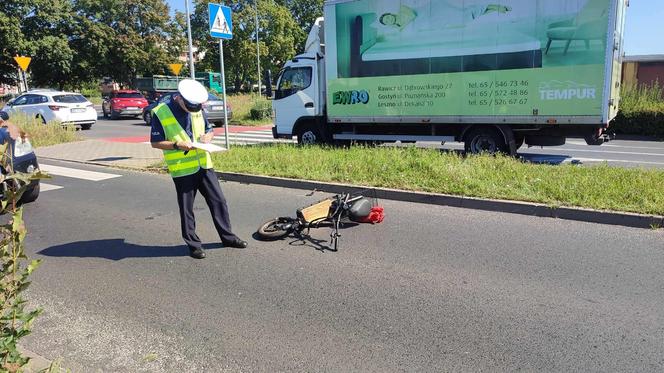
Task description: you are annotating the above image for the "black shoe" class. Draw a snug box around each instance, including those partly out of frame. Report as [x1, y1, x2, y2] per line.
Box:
[222, 237, 248, 249]
[189, 247, 206, 259]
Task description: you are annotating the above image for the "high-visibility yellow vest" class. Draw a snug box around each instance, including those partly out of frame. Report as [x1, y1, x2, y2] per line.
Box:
[153, 103, 213, 178]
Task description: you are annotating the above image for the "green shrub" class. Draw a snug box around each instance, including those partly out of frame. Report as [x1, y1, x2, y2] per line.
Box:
[249, 98, 272, 120]
[611, 111, 664, 139]
[11, 113, 81, 148]
[612, 83, 664, 138]
[620, 82, 664, 114]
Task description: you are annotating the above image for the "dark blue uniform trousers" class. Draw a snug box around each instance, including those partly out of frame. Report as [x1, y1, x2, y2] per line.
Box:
[172, 168, 237, 249]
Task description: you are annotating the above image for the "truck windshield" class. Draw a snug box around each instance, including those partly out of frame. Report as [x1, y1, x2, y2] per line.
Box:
[276, 67, 312, 99]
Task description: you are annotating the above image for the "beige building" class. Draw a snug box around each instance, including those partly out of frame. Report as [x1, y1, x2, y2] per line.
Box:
[622, 55, 664, 91]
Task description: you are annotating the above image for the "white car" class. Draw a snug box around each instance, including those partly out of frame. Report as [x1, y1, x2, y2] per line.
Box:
[2, 90, 97, 130]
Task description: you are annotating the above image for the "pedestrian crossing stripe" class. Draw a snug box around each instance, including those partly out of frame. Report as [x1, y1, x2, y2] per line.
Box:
[40, 183, 63, 192]
[39, 164, 122, 181]
[211, 131, 295, 145]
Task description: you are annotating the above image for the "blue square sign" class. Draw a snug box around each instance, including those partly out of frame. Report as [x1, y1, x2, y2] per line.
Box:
[209, 3, 233, 39]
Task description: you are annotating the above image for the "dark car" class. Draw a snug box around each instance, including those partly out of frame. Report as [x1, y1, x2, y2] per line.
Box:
[142, 92, 232, 127]
[102, 90, 149, 119]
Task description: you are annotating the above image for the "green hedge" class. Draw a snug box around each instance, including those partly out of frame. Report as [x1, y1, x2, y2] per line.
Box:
[611, 110, 664, 139]
[611, 84, 664, 139]
[249, 99, 272, 120]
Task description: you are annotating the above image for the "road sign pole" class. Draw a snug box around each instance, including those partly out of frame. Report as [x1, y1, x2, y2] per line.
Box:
[22, 70, 29, 92]
[185, 0, 196, 78]
[17, 67, 23, 92]
[219, 39, 230, 150]
[254, 0, 261, 97]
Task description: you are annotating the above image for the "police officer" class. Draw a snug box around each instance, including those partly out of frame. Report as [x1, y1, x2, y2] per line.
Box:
[150, 79, 247, 259]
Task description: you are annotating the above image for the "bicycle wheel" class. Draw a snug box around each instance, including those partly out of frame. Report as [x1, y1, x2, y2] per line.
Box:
[256, 217, 295, 241]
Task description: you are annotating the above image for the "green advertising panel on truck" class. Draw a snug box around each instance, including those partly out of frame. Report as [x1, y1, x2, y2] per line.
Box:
[271, 0, 628, 154]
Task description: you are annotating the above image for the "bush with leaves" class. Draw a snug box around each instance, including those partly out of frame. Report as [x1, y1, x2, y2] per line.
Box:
[611, 83, 664, 139]
[249, 98, 273, 120]
[0, 140, 49, 372]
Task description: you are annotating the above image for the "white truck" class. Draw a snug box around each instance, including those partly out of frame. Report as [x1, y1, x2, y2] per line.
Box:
[272, 0, 628, 154]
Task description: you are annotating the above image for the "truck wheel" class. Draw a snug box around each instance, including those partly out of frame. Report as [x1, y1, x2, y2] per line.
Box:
[110, 110, 119, 120]
[296, 123, 323, 145]
[81, 123, 92, 130]
[464, 127, 508, 155]
[515, 135, 525, 150]
[584, 133, 605, 146]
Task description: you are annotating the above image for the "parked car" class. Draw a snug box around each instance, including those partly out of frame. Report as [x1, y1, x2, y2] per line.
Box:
[142, 91, 232, 127]
[102, 90, 149, 119]
[0, 111, 40, 205]
[1, 91, 96, 130]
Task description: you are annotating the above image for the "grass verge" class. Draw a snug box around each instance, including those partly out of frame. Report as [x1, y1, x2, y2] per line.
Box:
[212, 145, 664, 216]
[12, 113, 82, 148]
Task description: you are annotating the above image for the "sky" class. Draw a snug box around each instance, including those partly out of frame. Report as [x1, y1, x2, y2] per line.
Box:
[168, 0, 664, 56]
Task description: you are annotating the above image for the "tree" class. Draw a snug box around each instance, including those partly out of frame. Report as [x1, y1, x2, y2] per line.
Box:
[277, 0, 324, 49]
[0, 0, 75, 89]
[191, 0, 304, 91]
[73, 0, 181, 85]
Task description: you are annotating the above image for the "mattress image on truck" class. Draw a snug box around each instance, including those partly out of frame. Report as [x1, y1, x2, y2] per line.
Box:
[334, 0, 609, 79]
[352, 16, 542, 77]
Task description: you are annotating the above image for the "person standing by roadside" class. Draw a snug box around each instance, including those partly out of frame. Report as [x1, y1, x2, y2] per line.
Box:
[150, 79, 247, 259]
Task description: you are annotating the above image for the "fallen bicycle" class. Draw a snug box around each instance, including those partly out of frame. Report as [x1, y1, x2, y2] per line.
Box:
[256, 191, 384, 251]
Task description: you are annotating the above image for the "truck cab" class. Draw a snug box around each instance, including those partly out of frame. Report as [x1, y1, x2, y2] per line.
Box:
[272, 19, 326, 144]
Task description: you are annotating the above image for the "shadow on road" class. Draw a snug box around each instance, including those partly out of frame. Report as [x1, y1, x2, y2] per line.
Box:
[38, 239, 223, 260]
[252, 221, 360, 253]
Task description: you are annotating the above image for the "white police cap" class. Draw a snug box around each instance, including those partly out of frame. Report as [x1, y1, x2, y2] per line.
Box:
[177, 79, 208, 105]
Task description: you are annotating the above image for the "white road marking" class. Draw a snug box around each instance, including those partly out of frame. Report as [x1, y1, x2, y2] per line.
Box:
[39, 164, 122, 181]
[40, 183, 63, 192]
[567, 157, 664, 166]
[566, 140, 664, 151]
[524, 148, 664, 157]
[212, 129, 295, 145]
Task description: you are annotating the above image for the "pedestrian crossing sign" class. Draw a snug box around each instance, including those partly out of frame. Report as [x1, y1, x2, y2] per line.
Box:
[208, 3, 232, 39]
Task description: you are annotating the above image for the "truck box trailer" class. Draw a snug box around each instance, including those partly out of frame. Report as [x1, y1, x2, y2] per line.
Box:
[272, 0, 628, 154]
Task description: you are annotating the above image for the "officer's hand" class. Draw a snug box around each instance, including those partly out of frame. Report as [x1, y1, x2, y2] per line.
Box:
[199, 132, 214, 144]
[177, 141, 195, 151]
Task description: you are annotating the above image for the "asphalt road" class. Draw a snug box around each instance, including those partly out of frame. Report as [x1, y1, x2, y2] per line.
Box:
[19, 160, 664, 372]
[84, 114, 150, 139]
[85, 115, 664, 168]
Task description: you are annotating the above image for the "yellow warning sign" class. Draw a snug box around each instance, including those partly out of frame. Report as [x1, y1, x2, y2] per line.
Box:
[14, 56, 31, 71]
[168, 63, 183, 76]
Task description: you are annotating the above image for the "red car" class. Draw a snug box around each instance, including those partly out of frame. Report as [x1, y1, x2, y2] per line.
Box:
[102, 90, 149, 119]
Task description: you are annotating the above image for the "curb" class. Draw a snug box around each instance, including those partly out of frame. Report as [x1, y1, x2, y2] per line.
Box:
[18, 346, 54, 372]
[217, 172, 664, 230]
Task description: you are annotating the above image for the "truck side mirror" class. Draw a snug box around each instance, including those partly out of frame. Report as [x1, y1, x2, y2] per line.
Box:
[263, 70, 273, 99]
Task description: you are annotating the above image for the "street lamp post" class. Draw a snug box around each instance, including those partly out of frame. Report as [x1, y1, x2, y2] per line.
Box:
[254, 0, 261, 96]
[185, 0, 196, 78]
